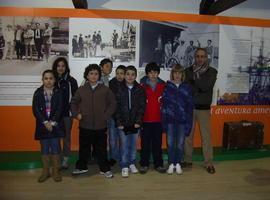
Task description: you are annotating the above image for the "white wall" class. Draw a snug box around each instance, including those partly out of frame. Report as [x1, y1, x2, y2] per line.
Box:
[86, 0, 270, 19]
[0, 0, 269, 19]
[0, 0, 74, 8]
[86, 0, 200, 14]
[218, 0, 270, 19]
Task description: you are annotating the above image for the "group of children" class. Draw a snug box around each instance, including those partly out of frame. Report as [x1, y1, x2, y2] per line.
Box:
[33, 57, 195, 182]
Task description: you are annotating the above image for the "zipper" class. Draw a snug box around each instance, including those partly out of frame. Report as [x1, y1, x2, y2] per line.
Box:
[92, 90, 95, 129]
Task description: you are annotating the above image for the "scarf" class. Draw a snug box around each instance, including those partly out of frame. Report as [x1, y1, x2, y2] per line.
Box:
[193, 61, 209, 79]
[44, 87, 53, 118]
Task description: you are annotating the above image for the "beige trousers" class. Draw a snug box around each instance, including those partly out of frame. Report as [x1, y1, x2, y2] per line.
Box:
[184, 109, 213, 165]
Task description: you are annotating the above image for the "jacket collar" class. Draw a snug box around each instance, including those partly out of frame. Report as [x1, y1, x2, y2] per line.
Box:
[140, 76, 164, 85]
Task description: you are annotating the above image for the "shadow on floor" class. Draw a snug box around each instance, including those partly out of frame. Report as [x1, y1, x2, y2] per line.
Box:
[245, 168, 270, 186]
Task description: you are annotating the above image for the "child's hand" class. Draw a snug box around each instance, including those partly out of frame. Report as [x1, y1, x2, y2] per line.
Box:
[44, 122, 53, 132]
[118, 126, 124, 130]
[77, 113, 82, 120]
[134, 124, 140, 128]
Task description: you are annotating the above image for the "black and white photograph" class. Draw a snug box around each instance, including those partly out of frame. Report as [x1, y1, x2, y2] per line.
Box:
[139, 20, 219, 69]
[0, 16, 69, 75]
[217, 25, 270, 105]
[69, 18, 139, 65]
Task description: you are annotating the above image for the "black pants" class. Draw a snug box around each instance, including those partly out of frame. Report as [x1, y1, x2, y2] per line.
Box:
[76, 127, 110, 172]
[35, 39, 43, 59]
[15, 40, 23, 59]
[140, 122, 163, 168]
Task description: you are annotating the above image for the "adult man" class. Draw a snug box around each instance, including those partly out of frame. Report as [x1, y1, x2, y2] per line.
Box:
[183, 48, 217, 174]
[174, 40, 185, 67]
[43, 23, 52, 62]
[2, 24, 15, 60]
[92, 31, 97, 56]
[78, 33, 84, 57]
[72, 35, 78, 56]
[83, 35, 89, 58]
[185, 40, 196, 67]
[205, 39, 213, 64]
[34, 23, 43, 60]
[24, 24, 35, 60]
[96, 31, 102, 56]
[164, 39, 172, 68]
[14, 25, 23, 59]
[112, 30, 118, 49]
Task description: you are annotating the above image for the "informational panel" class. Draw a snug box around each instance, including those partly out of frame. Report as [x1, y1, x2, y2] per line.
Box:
[0, 8, 269, 151]
[0, 16, 69, 105]
[217, 25, 270, 105]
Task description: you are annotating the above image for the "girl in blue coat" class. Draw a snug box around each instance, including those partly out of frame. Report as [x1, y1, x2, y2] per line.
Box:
[161, 64, 193, 175]
[32, 70, 64, 182]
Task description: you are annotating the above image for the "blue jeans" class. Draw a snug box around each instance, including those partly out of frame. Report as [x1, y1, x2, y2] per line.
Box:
[40, 138, 61, 155]
[166, 124, 185, 165]
[119, 130, 138, 168]
[108, 118, 120, 161]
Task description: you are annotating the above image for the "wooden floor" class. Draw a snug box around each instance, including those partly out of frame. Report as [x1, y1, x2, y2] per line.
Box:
[1, 158, 270, 200]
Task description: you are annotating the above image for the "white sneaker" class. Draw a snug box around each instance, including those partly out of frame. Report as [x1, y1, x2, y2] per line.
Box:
[100, 171, 114, 178]
[129, 164, 138, 174]
[72, 168, 88, 175]
[167, 164, 175, 174]
[175, 163, 183, 175]
[122, 168, 129, 178]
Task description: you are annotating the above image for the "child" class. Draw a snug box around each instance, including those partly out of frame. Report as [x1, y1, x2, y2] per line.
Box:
[100, 58, 113, 86]
[139, 62, 166, 174]
[108, 65, 126, 166]
[52, 57, 78, 169]
[86, 58, 112, 163]
[115, 65, 146, 178]
[161, 64, 193, 175]
[32, 70, 64, 182]
[71, 64, 116, 178]
[78, 58, 113, 164]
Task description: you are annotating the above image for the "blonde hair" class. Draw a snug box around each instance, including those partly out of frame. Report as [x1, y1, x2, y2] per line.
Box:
[170, 64, 185, 81]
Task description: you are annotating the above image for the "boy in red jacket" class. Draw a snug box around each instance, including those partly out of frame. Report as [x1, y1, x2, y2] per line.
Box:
[139, 62, 166, 174]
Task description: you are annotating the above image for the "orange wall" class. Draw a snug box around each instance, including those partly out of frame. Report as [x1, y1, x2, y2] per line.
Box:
[0, 8, 270, 151]
[0, 106, 269, 151]
[0, 7, 270, 27]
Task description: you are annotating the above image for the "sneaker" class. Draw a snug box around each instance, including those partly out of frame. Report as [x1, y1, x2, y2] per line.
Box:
[155, 166, 166, 174]
[61, 157, 69, 170]
[167, 164, 175, 174]
[122, 168, 129, 178]
[139, 166, 149, 174]
[100, 171, 114, 178]
[129, 164, 138, 174]
[175, 163, 183, 175]
[72, 168, 88, 175]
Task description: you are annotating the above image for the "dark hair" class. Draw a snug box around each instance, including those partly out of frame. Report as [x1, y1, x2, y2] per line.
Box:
[145, 62, 160, 75]
[83, 64, 102, 80]
[52, 57, 70, 78]
[42, 69, 55, 78]
[100, 58, 113, 67]
[125, 65, 137, 76]
[116, 65, 126, 72]
[195, 48, 208, 56]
